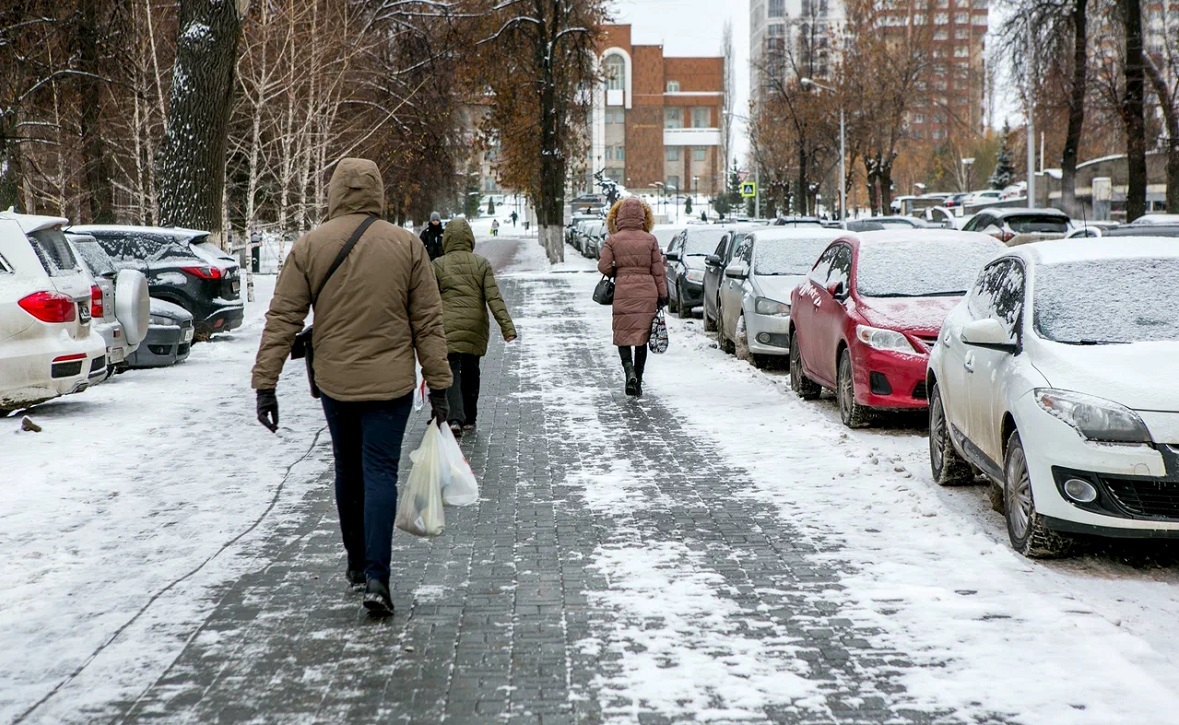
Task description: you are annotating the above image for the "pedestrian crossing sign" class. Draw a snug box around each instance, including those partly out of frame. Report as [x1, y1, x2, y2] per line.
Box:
[740, 182, 757, 198]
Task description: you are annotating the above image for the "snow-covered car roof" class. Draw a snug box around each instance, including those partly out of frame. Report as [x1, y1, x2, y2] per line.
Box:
[0, 210, 70, 233]
[986, 207, 1070, 220]
[853, 229, 1001, 247]
[1007, 237, 1179, 266]
[69, 224, 209, 240]
[750, 227, 845, 241]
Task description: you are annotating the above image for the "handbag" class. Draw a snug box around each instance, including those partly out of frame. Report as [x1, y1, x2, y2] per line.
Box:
[649, 309, 669, 354]
[289, 214, 378, 398]
[592, 275, 615, 305]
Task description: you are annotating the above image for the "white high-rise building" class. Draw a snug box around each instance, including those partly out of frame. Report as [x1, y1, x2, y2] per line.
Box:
[750, 0, 846, 103]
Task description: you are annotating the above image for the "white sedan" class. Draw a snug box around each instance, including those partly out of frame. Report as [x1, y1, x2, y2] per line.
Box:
[926, 238, 1179, 557]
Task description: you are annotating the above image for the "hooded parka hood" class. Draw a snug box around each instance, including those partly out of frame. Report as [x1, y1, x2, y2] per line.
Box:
[328, 158, 384, 219]
[607, 197, 655, 234]
[442, 217, 476, 254]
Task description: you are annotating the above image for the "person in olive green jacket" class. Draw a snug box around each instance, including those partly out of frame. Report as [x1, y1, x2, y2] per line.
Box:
[433, 218, 516, 438]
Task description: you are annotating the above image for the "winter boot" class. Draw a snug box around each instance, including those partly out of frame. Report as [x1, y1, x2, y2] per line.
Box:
[634, 365, 645, 398]
[363, 579, 394, 617]
[623, 362, 638, 396]
[345, 568, 366, 592]
[449, 420, 464, 440]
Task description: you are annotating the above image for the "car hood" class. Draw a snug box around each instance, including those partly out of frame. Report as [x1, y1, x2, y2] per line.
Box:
[1030, 340, 1179, 412]
[753, 274, 808, 302]
[856, 296, 962, 335]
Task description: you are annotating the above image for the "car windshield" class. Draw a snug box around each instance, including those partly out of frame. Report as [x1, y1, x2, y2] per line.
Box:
[856, 238, 1003, 297]
[1004, 215, 1069, 234]
[1034, 258, 1179, 343]
[682, 230, 725, 256]
[753, 236, 837, 275]
[73, 241, 117, 276]
[95, 232, 199, 266]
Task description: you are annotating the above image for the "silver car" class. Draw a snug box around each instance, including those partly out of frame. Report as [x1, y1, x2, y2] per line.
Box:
[716, 227, 843, 367]
[67, 234, 150, 376]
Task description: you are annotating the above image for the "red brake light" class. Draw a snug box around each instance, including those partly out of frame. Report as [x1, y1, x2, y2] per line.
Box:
[19, 291, 77, 323]
[998, 230, 1015, 243]
[91, 285, 105, 319]
[180, 266, 223, 280]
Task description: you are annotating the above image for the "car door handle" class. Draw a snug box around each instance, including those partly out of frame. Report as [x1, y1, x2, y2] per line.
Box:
[964, 352, 974, 373]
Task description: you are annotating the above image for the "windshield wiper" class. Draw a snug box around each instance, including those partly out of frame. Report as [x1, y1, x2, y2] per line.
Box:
[867, 290, 967, 298]
[1065, 339, 1125, 346]
[759, 271, 807, 276]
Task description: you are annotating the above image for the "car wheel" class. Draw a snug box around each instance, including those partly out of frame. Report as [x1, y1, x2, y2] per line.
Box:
[717, 305, 736, 354]
[677, 283, 692, 319]
[703, 302, 718, 332]
[668, 284, 679, 314]
[837, 349, 870, 429]
[735, 314, 752, 361]
[929, 383, 974, 485]
[1004, 431, 1074, 558]
[789, 332, 821, 400]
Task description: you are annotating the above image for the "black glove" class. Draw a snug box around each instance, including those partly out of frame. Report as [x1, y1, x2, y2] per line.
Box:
[428, 389, 450, 425]
[256, 389, 279, 432]
[657, 297, 668, 310]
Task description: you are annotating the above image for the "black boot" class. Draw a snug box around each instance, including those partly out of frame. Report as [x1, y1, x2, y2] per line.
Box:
[345, 568, 366, 592]
[363, 579, 394, 617]
[623, 362, 638, 396]
[634, 363, 645, 398]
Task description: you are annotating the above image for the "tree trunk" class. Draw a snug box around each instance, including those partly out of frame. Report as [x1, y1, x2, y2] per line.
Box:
[1060, 0, 1088, 217]
[1144, 55, 1179, 213]
[0, 112, 22, 212]
[1121, 0, 1148, 222]
[879, 158, 894, 215]
[797, 141, 808, 216]
[156, 0, 243, 244]
[77, 0, 115, 223]
[535, 8, 565, 263]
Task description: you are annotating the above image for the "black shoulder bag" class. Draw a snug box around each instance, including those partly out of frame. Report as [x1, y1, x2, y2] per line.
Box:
[290, 215, 378, 398]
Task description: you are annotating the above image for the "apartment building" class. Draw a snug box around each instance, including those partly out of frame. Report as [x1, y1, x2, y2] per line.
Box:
[750, 0, 846, 101]
[905, 0, 989, 142]
[587, 25, 726, 197]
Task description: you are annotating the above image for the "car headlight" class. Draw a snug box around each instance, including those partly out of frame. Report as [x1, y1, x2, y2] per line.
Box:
[754, 297, 790, 316]
[150, 315, 175, 327]
[684, 269, 705, 283]
[1035, 389, 1152, 444]
[855, 325, 917, 353]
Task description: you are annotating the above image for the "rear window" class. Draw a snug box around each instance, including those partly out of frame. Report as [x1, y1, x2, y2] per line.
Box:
[72, 241, 118, 277]
[1005, 215, 1069, 234]
[92, 232, 196, 266]
[753, 236, 839, 275]
[28, 229, 80, 277]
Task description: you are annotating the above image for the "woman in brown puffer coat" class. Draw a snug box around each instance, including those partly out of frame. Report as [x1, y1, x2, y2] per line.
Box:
[598, 197, 667, 397]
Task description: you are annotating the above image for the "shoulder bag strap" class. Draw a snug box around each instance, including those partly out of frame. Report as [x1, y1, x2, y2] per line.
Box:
[312, 214, 378, 306]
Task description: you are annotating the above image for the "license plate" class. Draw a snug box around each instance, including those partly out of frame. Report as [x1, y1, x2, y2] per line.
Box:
[109, 348, 125, 364]
[78, 302, 91, 324]
[184, 327, 194, 343]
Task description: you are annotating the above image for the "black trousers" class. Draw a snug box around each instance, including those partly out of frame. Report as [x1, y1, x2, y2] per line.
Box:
[446, 352, 482, 425]
[617, 345, 648, 379]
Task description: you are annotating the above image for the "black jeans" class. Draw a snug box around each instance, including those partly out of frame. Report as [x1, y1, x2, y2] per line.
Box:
[446, 352, 482, 425]
[617, 345, 648, 379]
[320, 393, 413, 585]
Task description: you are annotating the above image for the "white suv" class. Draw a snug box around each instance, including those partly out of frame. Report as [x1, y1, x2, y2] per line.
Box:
[0, 212, 107, 415]
[927, 238, 1179, 557]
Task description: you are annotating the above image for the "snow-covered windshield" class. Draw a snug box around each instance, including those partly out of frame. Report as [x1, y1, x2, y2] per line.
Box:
[753, 237, 836, 275]
[683, 230, 726, 256]
[72, 240, 117, 277]
[1034, 258, 1179, 343]
[856, 238, 1003, 297]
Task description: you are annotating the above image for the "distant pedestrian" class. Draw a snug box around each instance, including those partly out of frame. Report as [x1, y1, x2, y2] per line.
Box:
[491, 219, 500, 237]
[598, 197, 666, 397]
[701, 211, 708, 222]
[252, 158, 452, 618]
[420, 212, 445, 260]
[433, 217, 517, 439]
[510, 210, 518, 227]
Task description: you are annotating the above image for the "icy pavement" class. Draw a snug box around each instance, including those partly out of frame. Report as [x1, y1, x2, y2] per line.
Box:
[5, 234, 1179, 724]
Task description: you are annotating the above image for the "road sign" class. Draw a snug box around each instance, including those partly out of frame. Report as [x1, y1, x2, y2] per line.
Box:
[740, 182, 757, 198]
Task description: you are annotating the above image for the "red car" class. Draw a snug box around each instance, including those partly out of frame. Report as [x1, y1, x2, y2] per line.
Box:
[788, 230, 1006, 428]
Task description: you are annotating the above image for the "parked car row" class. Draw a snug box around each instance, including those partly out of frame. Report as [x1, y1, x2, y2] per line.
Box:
[1, 212, 240, 416]
[682, 222, 1179, 557]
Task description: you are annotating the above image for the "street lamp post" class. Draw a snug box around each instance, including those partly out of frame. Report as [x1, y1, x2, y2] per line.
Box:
[961, 157, 975, 193]
[800, 77, 845, 221]
[693, 176, 699, 216]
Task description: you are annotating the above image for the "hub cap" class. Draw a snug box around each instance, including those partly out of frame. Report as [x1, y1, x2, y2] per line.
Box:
[930, 395, 945, 473]
[839, 356, 854, 420]
[1007, 446, 1032, 541]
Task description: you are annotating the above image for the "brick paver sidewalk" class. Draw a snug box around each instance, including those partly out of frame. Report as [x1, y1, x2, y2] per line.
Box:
[112, 270, 1005, 725]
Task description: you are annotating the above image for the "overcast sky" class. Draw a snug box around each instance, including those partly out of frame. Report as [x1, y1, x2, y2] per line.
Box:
[609, 0, 752, 164]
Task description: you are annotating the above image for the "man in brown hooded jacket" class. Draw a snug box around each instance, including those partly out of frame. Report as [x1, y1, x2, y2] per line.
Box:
[252, 157, 452, 616]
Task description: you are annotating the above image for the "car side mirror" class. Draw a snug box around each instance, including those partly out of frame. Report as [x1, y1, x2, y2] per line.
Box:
[724, 263, 748, 280]
[705, 254, 721, 267]
[961, 318, 1018, 353]
[826, 281, 847, 300]
[666, 251, 681, 262]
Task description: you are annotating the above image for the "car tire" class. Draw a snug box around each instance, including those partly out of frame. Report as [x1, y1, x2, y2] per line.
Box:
[837, 349, 870, 429]
[929, 383, 974, 485]
[668, 285, 679, 314]
[1004, 431, 1074, 558]
[789, 332, 821, 400]
[717, 304, 736, 354]
[677, 283, 692, 319]
[703, 303, 718, 332]
[735, 314, 751, 361]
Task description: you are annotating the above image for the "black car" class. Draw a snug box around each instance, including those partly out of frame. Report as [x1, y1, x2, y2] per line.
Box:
[665, 227, 731, 319]
[70, 225, 244, 339]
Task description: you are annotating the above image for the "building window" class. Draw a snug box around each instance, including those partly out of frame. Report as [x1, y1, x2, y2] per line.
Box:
[914, 113, 926, 124]
[955, 11, 969, 22]
[604, 146, 612, 161]
[935, 12, 949, 23]
[615, 145, 625, 161]
[666, 176, 680, 192]
[693, 147, 707, 162]
[604, 54, 625, 91]
[955, 27, 969, 39]
[769, 0, 785, 16]
[667, 147, 681, 161]
[667, 80, 680, 93]
[692, 107, 711, 128]
[954, 46, 969, 57]
[664, 107, 683, 129]
[934, 30, 948, 40]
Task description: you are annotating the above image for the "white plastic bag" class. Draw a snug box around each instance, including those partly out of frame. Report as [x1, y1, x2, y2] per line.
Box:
[412, 362, 427, 412]
[395, 424, 445, 537]
[437, 424, 479, 506]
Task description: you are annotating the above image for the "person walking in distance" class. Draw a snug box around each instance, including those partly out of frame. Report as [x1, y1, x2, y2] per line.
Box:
[598, 197, 666, 397]
[433, 217, 516, 439]
[420, 212, 445, 260]
[252, 158, 452, 617]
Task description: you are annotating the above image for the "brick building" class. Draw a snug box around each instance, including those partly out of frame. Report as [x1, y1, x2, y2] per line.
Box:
[587, 25, 726, 198]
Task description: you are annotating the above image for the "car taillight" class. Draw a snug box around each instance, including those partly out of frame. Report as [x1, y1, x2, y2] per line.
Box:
[998, 230, 1015, 243]
[91, 285, 104, 318]
[180, 266, 223, 280]
[18, 291, 77, 323]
